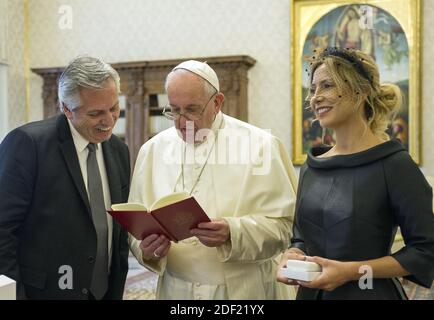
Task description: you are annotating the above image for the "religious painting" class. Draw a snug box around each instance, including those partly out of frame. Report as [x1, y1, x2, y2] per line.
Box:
[291, 0, 421, 165]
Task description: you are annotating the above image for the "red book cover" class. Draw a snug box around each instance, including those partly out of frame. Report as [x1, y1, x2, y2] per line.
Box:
[107, 194, 210, 242]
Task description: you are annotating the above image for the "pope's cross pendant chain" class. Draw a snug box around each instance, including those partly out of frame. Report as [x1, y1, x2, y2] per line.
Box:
[181, 118, 223, 196]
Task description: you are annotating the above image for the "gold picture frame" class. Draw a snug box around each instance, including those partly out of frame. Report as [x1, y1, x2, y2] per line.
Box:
[291, 0, 422, 165]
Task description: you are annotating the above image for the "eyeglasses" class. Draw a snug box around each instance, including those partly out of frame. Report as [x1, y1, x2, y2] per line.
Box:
[162, 92, 217, 121]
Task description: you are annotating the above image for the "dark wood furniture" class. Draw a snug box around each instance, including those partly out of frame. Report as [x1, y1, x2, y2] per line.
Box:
[32, 55, 256, 164]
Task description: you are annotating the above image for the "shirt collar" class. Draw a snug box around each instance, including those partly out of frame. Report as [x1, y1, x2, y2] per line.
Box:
[67, 119, 100, 153]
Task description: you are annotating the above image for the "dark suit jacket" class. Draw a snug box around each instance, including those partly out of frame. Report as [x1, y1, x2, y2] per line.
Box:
[0, 114, 130, 299]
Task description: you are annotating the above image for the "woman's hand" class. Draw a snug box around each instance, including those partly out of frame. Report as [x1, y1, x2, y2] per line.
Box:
[276, 248, 307, 285]
[296, 256, 355, 291]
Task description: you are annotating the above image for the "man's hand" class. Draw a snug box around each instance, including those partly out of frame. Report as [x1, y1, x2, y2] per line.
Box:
[276, 247, 307, 285]
[139, 234, 171, 260]
[190, 218, 230, 247]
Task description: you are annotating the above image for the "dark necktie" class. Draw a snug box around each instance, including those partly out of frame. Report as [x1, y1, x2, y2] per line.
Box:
[87, 143, 108, 300]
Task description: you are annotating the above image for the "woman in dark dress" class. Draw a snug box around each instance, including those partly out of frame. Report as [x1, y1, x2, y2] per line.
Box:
[277, 48, 434, 299]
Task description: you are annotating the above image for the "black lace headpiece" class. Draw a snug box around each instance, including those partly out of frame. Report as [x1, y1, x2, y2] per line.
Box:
[319, 47, 373, 85]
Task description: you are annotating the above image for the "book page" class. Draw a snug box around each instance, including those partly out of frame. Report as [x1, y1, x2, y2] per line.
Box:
[150, 191, 191, 211]
[111, 202, 148, 211]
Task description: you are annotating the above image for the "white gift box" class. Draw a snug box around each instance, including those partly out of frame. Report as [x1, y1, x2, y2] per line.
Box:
[281, 260, 322, 282]
[0, 275, 16, 300]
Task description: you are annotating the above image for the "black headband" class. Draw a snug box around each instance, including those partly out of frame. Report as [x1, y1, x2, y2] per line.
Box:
[319, 47, 373, 85]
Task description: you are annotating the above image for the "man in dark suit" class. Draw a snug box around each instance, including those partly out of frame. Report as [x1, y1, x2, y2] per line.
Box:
[0, 56, 130, 299]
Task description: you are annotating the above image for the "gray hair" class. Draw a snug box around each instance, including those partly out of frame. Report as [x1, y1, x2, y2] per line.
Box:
[165, 69, 217, 98]
[58, 55, 120, 111]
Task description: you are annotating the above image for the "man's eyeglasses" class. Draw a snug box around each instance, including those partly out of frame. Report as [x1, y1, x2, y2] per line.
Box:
[162, 92, 217, 121]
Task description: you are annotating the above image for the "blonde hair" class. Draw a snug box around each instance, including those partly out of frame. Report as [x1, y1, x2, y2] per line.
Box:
[309, 48, 402, 140]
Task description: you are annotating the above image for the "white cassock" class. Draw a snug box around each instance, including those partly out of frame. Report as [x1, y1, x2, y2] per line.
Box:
[129, 111, 298, 299]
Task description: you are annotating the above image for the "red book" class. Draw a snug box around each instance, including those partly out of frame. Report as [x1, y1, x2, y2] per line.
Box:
[107, 192, 210, 242]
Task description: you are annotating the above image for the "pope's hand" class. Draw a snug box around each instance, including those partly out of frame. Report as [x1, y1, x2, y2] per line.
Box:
[190, 218, 230, 247]
[139, 234, 171, 260]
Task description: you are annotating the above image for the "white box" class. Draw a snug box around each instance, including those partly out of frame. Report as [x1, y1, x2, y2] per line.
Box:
[0, 275, 16, 300]
[281, 260, 322, 282]
[286, 260, 322, 272]
[281, 267, 321, 282]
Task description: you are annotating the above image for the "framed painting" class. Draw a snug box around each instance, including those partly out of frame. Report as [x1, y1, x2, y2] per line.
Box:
[291, 0, 422, 165]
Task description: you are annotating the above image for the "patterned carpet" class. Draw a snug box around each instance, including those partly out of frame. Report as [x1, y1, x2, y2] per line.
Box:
[123, 256, 157, 300]
[123, 256, 433, 300]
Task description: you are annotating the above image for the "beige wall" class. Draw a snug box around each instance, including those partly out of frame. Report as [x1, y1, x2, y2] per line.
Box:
[0, 0, 27, 131]
[28, 0, 293, 154]
[0, 1, 7, 140]
[6, 0, 433, 174]
[0, 0, 7, 62]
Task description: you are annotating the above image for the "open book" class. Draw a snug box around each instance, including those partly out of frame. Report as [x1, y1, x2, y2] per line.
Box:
[107, 191, 210, 242]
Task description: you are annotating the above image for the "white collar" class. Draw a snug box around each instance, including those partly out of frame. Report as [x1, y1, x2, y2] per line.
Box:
[67, 119, 100, 152]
